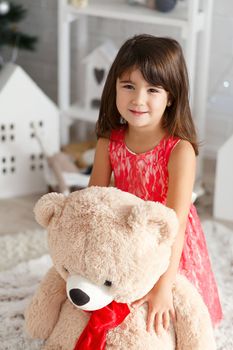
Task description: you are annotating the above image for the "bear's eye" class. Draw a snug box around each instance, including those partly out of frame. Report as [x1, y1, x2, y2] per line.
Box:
[104, 280, 112, 287]
[63, 266, 69, 273]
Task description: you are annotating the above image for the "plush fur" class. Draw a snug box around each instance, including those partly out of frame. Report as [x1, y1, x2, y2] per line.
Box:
[25, 186, 216, 350]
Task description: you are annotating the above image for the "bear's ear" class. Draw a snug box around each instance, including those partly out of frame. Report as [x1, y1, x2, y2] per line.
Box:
[127, 201, 178, 244]
[34, 192, 67, 228]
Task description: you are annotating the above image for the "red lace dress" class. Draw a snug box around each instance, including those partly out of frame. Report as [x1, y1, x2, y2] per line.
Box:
[109, 128, 222, 326]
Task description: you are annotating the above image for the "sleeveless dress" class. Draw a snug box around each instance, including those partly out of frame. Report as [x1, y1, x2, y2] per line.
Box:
[109, 128, 222, 326]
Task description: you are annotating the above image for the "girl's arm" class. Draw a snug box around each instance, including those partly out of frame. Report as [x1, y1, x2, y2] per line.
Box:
[133, 140, 196, 333]
[89, 137, 112, 186]
[152, 140, 196, 330]
[162, 139, 196, 282]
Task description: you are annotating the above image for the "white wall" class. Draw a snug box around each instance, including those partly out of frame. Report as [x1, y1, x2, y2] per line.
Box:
[205, 1, 233, 158]
[16, 0, 233, 157]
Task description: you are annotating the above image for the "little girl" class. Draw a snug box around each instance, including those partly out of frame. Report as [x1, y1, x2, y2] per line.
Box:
[89, 34, 222, 333]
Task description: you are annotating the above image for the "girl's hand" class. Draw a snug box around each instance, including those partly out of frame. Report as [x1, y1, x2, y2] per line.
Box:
[132, 279, 176, 334]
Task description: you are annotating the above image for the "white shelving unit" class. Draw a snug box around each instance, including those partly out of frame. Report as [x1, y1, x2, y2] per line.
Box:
[58, 0, 213, 186]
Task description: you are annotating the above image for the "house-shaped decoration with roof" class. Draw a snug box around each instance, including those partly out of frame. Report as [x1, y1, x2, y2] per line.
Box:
[0, 64, 60, 198]
[84, 40, 118, 110]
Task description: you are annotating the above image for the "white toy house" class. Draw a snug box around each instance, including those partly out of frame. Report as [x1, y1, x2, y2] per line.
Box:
[0, 64, 60, 198]
[83, 40, 118, 110]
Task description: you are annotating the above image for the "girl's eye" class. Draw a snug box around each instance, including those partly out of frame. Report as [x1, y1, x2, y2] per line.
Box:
[104, 280, 112, 287]
[148, 88, 159, 93]
[122, 84, 134, 90]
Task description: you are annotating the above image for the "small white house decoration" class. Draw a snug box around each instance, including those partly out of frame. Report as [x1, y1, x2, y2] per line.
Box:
[84, 40, 118, 110]
[0, 63, 60, 198]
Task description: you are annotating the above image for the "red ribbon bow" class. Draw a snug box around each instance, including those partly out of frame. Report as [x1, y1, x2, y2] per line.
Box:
[74, 301, 130, 350]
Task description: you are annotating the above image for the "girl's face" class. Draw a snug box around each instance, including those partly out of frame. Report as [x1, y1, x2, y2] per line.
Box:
[116, 69, 169, 131]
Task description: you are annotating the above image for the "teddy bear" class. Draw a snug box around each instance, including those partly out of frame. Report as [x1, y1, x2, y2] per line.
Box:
[25, 186, 216, 350]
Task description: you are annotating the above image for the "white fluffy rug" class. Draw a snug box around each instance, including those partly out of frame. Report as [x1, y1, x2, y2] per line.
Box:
[0, 229, 48, 271]
[0, 221, 232, 349]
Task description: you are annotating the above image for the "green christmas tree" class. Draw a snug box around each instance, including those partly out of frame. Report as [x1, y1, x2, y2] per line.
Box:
[0, 1, 37, 67]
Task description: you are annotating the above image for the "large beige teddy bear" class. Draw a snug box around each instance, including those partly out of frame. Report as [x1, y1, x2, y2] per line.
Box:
[25, 186, 216, 350]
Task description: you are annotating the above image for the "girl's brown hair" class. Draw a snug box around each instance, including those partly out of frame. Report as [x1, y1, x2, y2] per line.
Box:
[96, 34, 199, 155]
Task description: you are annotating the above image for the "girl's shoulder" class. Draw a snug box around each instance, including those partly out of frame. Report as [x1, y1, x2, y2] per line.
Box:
[169, 138, 196, 166]
[171, 138, 195, 155]
[166, 136, 196, 153]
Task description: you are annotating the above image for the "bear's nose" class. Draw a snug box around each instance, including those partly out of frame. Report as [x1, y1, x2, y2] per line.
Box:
[69, 288, 90, 306]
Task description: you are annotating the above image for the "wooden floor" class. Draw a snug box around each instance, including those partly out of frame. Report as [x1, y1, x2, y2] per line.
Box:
[0, 158, 232, 235]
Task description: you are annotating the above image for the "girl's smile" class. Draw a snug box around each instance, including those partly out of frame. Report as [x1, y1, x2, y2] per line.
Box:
[129, 109, 148, 116]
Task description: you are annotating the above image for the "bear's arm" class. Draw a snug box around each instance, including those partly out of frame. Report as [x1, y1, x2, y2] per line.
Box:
[24, 266, 67, 340]
[173, 275, 216, 350]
